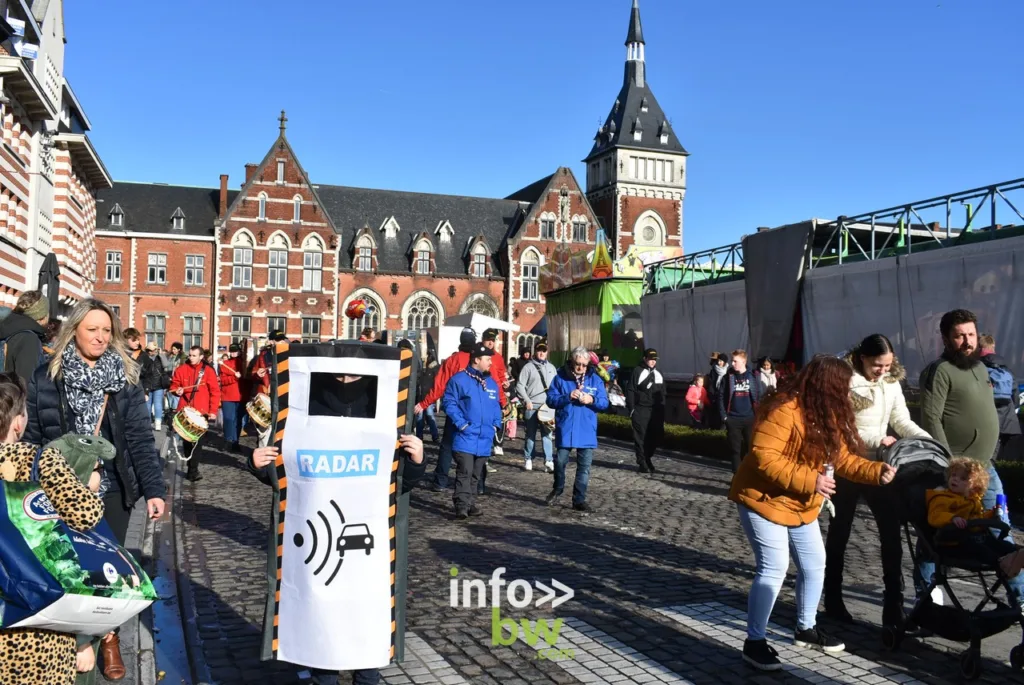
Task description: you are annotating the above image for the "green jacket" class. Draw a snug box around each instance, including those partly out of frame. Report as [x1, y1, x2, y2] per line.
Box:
[919, 358, 1000, 464]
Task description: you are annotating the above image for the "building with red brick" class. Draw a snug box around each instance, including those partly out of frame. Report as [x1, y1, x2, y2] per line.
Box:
[94, 0, 684, 359]
[0, 0, 112, 309]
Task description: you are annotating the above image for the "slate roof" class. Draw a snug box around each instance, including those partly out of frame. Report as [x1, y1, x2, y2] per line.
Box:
[96, 182, 235, 237]
[625, 0, 644, 45]
[505, 174, 554, 203]
[317, 185, 525, 276]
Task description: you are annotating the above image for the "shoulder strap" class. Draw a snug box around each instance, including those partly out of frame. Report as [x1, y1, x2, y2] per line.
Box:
[94, 395, 109, 436]
[30, 445, 44, 482]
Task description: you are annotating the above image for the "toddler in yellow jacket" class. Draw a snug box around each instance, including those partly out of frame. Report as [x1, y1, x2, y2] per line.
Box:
[926, 457, 1024, 579]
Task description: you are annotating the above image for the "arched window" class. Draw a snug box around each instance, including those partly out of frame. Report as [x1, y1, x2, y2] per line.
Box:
[355, 235, 374, 272]
[267, 233, 289, 290]
[413, 239, 431, 275]
[231, 231, 255, 288]
[406, 297, 439, 330]
[293, 196, 302, 222]
[634, 210, 666, 247]
[470, 243, 488, 277]
[302, 234, 324, 291]
[258, 193, 267, 220]
[521, 249, 540, 301]
[461, 293, 499, 318]
[345, 292, 384, 339]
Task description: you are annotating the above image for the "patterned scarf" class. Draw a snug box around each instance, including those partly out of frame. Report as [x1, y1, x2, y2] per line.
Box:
[61, 344, 127, 435]
[466, 366, 490, 390]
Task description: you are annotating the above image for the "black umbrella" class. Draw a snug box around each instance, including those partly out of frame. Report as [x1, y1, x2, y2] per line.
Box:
[36, 252, 60, 320]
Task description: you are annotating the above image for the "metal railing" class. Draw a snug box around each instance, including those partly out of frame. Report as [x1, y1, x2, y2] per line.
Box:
[643, 242, 744, 294]
[809, 178, 1024, 268]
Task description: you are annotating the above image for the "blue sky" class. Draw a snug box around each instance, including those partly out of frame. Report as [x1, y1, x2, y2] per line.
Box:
[65, 0, 1023, 253]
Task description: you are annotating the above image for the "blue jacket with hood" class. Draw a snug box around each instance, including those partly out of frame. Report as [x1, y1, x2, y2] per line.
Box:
[547, 365, 609, 449]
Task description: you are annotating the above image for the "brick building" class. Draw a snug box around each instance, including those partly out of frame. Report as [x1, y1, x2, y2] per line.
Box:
[0, 0, 111, 308]
[94, 0, 684, 358]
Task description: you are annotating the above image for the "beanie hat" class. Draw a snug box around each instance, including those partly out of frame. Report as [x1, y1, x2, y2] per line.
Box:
[23, 296, 49, 321]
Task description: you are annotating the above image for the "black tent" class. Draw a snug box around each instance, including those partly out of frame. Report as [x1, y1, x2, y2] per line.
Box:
[36, 253, 60, 320]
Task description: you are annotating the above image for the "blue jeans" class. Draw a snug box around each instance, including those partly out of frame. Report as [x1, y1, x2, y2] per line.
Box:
[553, 448, 593, 505]
[311, 668, 379, 684]
[916, 464, 1024, 602]
[417, 405, 439, 442]
[524, 409, 553, 463]
[738, 504, 825, 641]
[222, 401, 241, 444]
[433, 422, 456, 488]
[147, 389, 165, 423]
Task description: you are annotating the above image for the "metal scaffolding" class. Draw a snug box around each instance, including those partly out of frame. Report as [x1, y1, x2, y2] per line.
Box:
[643, 242, 743, 295]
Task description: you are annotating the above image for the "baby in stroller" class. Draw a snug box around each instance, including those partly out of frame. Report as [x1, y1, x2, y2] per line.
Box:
[926, 457, 1024, 580]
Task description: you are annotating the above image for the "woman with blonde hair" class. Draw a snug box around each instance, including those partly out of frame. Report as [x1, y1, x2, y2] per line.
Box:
[25, 297, 165, 681]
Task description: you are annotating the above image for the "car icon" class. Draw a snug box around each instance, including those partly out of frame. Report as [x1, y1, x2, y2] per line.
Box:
[336, 523, 374, 556]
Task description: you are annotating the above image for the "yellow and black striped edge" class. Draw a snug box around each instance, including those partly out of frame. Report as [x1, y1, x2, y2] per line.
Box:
[390, 344, 414, 659]
[270, 342, 290, 657]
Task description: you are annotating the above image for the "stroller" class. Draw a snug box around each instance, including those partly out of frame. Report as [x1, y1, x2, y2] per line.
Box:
[881, 436, 1024, 680]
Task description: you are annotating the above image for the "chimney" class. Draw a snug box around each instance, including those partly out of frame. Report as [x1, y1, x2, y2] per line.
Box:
[219, 174, 229, 217]
[245, 163, 259, 184]
[757, 226, 771, 233]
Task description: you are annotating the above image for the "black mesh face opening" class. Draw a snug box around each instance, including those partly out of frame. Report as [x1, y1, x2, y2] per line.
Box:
[308, 373, 379, 419]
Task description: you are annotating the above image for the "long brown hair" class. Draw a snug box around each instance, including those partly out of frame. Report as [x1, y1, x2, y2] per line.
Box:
[756, 355, 863, 467]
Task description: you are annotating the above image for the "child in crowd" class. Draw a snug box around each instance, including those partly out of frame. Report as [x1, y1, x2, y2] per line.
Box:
[685, 375, 709, 425]
[0, 373, 104, 684]
[927, 457, 1024, 579]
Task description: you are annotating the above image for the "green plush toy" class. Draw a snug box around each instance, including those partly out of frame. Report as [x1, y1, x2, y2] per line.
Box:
[43, 435, 115, 486]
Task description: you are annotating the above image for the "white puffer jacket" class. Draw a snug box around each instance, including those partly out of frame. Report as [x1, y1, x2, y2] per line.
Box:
[848, 355, 929, 456]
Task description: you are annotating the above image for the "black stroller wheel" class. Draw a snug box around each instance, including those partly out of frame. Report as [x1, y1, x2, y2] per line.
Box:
[881, 625, 902, 652]
[1010, 645, 1024, 671]
[959, 649, 982, 680]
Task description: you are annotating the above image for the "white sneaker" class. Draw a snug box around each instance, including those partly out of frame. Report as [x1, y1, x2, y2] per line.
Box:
[545, 461, 554, 473]
[931, 588, 944, 606]
[524, 459, 533, 471]
[154, 419, 162, 431]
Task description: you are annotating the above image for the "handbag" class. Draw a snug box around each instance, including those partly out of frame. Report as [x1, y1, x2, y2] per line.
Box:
[0, 449, 157, 635]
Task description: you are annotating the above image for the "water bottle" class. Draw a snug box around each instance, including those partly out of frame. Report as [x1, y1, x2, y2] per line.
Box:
[997, 493, 1009, 524]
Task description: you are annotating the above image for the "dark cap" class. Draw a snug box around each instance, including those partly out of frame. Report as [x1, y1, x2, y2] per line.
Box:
[229, 343, 240, 353]
[482, 328, 497, 342]
[535, 343, 548, 352]
[471, 342, 495, 359]
[270, 330, 287, 342]
[644, 348, 658, 360]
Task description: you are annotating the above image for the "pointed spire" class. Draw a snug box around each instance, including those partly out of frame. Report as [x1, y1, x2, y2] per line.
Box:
[278, 110, 288, 135]
[625, 0, 645, 46]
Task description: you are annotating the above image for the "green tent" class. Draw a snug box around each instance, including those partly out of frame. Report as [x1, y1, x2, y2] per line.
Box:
[545, 279, 645, 367]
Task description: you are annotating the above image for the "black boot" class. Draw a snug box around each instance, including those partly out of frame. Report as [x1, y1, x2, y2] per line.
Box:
[882, 592, 905, 628]
[823, 589, 854, 624]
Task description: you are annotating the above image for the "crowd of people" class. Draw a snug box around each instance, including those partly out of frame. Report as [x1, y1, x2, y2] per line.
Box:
[2, 285, 1022, 682]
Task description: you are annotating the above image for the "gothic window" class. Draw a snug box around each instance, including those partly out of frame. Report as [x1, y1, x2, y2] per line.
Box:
[462, 294, 499, 318]
[232, 232, 255, 288]
[345, 294, 382, 339]
[572, 219, 588, 243]
[258, 193, 267, 220]
[267, 234, 289, 290]
[356, 234, 373, 272]
[413, 239, 432, 275]
[293, 196, 302, 222]
[634, 211, 666, 247]
[406, 297, 439, 330]
[521, 252, 540, 302]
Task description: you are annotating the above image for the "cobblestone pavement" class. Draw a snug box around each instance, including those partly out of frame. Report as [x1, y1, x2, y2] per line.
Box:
[177, 427, 1023, 684]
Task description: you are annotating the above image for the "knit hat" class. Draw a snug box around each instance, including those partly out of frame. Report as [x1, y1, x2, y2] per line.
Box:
[44, 435, 115, 486]
[23, 296, 49, 321]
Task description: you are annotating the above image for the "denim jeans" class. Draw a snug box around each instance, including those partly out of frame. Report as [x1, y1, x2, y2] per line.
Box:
[523, 409, 553, 463]
[433, 422, 456, 488]
[310, 667, 380, 685]
[738, 504, 825, 641]
[147, 389, 165, 424]
[417, 404, 439, 442]
[553, 448, 593, 505]
[222, 401, 240, 444]
[916, 463, 1024, 603]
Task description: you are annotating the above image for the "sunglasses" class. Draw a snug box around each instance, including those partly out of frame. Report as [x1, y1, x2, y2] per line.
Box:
[572, 362, 588, 368]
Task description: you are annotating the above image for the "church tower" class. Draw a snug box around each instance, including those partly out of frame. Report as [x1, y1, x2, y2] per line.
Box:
[584, 0, 688, 258]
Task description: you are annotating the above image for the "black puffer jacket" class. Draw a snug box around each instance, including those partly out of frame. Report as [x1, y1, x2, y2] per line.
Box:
[24, 365, 166, 509]
[134, 352, 164, 393]
[0, 312, 46, 382]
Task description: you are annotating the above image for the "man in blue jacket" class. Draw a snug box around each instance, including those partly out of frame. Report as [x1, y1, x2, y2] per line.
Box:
[442, 342, 503, 519]
[545, 346, 609, 512]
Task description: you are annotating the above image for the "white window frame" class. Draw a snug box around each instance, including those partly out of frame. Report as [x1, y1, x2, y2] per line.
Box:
[303, 251, 323, 291]
[173, 216, 185, 231]
[268, 249, 288, 290]
[105, 250, 121, 282]
[185, 254, 204, 286]
[110, 212, 123, 227]
[147, 253, 167, 284]
[258, 193, 267, 220]
[415, 249, 430, 274]
[277, 160, 285, 185]
[356, 245, 372, 272]
[182, 315, 203, 350]
[471, 252, 486, 277]
[293, 196, 302, 222]
[522, 262, 539, 301]
[232, 248, 253, 288]
[301, 317, 321, 343]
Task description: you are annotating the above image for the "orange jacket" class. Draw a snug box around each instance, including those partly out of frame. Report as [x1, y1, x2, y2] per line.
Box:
[926, 488, 996, 529]
[728, 398, 885, 526]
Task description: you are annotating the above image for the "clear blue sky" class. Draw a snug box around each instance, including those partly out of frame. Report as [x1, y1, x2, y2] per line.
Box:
[65, 0, 1024, 253]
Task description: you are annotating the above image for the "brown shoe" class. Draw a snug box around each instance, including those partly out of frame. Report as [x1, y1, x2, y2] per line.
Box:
[100, 633, 126, 681]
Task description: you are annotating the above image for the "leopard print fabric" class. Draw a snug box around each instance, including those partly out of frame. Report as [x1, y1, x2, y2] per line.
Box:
[0, 442, 104, 685]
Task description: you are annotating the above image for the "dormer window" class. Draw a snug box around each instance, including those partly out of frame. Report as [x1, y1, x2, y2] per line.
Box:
[658, 120, 671, 145]
[171, 207, 186, 231]
[355, 234, 374, 272]
[109, 203, 124, 227]
[640, 96, 649, 113]
[380, 216, 401, 240]
[632, 117, 643, 142]
[412, 237, 433, 275]
[435, 220, 454, 244]
[470, 242, 489, 278]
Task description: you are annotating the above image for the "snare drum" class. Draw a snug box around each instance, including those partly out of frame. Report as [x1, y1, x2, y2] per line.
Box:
[172, 407, 209, 443]
[246, 393, 272, 430]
